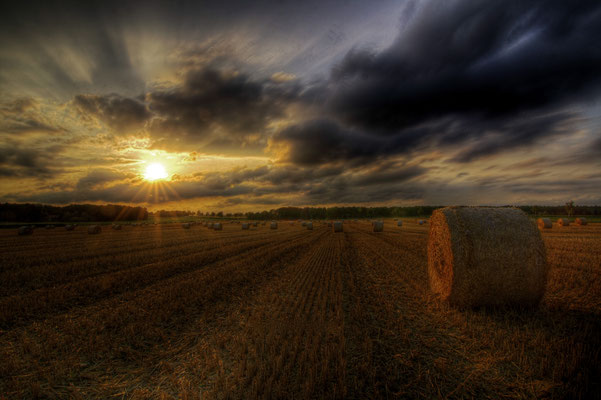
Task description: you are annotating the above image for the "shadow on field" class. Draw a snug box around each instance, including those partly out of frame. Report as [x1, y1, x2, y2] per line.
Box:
[465, 304, 601, 399]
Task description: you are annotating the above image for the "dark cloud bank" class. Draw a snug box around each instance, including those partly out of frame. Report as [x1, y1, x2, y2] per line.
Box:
[67, 0, 601, 165]
[273, 0, 601, 165]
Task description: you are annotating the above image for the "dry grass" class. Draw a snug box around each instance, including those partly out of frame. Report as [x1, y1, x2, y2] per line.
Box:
[0, 220, 599, 398]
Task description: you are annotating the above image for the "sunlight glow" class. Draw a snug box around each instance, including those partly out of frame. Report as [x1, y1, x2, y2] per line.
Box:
[144, 163, 168, 181]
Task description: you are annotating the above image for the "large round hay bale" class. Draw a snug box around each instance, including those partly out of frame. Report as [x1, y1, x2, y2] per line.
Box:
[575, 217, 587, 226]
[182, 223, 191, 229]
[18, 226, 33, 235]
[537, 218, 552, 229]
[428, 207, 548, 308]
[242, 223, 249, 230]
[306, 222, 313, 230]
[88, 225, 102, 234]
[213, 223, 222, 230]
[270, 222, 278, 229]
[397, 220, 403, 227]
[373, 221, 383, 232]
[333, 221, 343, 232]
[65, 224, 75, 231]
[557, 218, 570, 226]
[112, 224, 122, 230]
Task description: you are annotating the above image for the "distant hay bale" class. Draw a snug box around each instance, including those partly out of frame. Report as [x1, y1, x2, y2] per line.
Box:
[418, 220, 426, 225]
[213, 223, 222, 230]
[65, 224, 75, 231]
[182, 223, 191, 229]
[88, 225, 102, 235]
[112, 224, 122, 230]
[575, 217, 588, 226]
[333, 221, 343, 232]
[208, 223, 214, 229]
[270, 222, 278, 229]
[373, 221, 383, 232]
[306, 222, 313, 230]
[242, 223, 249, 230]
[428, 206, 548, 308]
[537, 218, 552, 229]
[18, 226, 33, 235]
[301, 221, 307, 227]
[557, 218, 570, 226]
[397, 220, 403, 227]
[45, 225, 55, 229]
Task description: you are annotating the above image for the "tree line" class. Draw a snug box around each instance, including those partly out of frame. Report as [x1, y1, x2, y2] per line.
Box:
[244, 204, 601, 220]
[2, 202, 600, 223]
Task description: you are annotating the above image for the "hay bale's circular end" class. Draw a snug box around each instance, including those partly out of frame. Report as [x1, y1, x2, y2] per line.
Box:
[397, 220, 403, 227]
[575, 217, 587, 226]
[242, 223, 249, 230]
[557, 218, 570, 226]
[428, 207, 548, 308]
[537, 218, 552, 229]
[65, 224, 75, 231]
[306, 222, 313, 230]
[87, 225, 102, 234]
[213, 223, 222, 230]
[182, 223, 191, 229]
[270, 222, 278, 229]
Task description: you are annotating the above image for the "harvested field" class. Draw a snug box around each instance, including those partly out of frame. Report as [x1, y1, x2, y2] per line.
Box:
[0, 220, 600, 398]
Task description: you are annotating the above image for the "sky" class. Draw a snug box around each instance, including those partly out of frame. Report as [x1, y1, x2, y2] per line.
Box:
[1, 0, 600, 212]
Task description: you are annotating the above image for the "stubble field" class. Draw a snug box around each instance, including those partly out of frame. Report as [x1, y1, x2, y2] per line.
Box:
[0, 220, 600, 399]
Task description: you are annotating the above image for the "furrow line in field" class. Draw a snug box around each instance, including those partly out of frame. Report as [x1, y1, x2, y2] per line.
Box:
[0, 227, 286, 271]
[0, 229, 304, 297]
[0, 230, 309, 329]
[0, 230, 329, 397]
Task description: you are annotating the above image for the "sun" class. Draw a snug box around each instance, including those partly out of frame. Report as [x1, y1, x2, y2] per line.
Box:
[144, 162, 168, 181]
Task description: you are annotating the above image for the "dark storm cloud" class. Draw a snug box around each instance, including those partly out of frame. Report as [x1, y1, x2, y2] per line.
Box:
[73, 94, 150, 134]
[272, 119, 384, 165]
[0, 143, 59, 178]
[147, 67, 295, 147]
[450, 111, 578, 162]
[319, 0, 601, 160]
